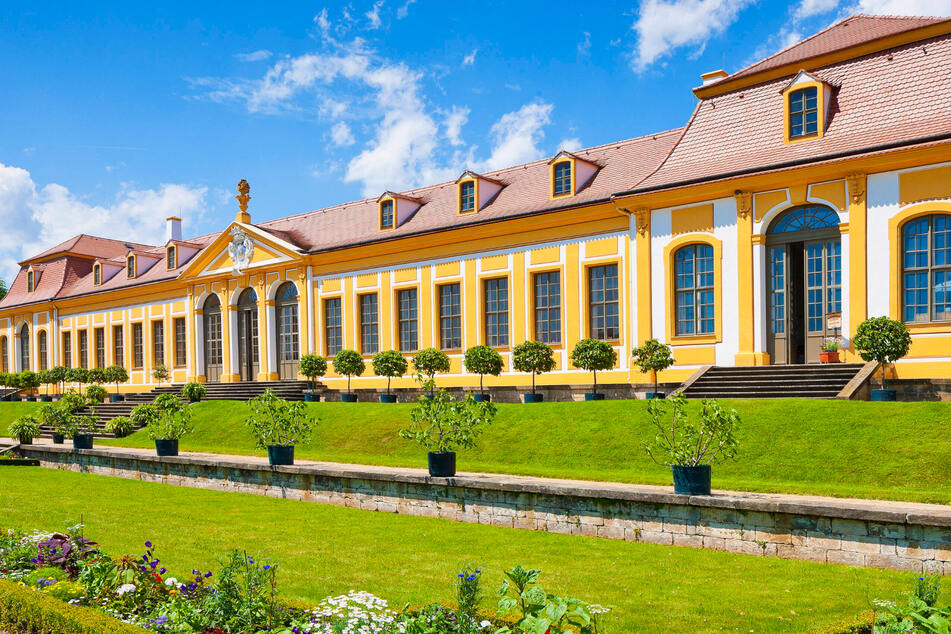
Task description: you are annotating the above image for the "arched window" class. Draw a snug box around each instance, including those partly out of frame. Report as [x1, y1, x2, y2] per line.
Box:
[901, 214, 951, 323]
[674, 244, 715, 336]
[0, 336, 7, 373]
[93, 263, 102, 286]
[166, 245, 177, 270]
[768, 205, 839, 234]
[38, 330, 47, 371]
[127, 255, 136, 278]
[275, 282, 299, 379]
[18, 324, 30, 371]
[203, 294, 223, 382]
[26, 269, 35, 293]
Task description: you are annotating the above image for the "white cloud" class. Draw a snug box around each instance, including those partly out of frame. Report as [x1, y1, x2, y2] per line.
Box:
[462, 48, 477, 67]
[630, 0, 755, 71]
[396, 0, 417, 19]
[559, 137, 583, 152]
[330, 121, 356, 146]
[794, 0, 839, 18]
[479, 102, 554, 171]
[850, 0, 951, 14]
[234, 50, 273, 62]
[0, 163, 207, 282]
[578, 31, 592, 56]
[314, 8, 331, 36]
[365, 1, 384, 29]
[444, 106, 469, 147]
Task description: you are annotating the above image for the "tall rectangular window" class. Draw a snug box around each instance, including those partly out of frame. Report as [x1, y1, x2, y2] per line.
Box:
[78, 331, 88, 369]
[360, 293, 379, 355]
[132, 323, 144, 369]
[789, 87, 818, 138]
[533, 271, 562, 344]
[553, 161, 572, 196]
[113, 325, 124, 367]
[459, 181, 475, 213]
[589, 264, 620, 341]
[95, 327, 105, 368]
[397, 288, 419, 352]
[439, 283, 462, 350]
[152, 321, 165, 366]
[483, 278, 509, 348]
[174, 317, 186, 366]
[324, 298, 342, 356]
[380, 200, 394, 230]
[62, 332, 71, 368]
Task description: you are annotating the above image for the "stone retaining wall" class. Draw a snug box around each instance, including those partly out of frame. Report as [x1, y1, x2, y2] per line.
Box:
[21, 445, 951, 574]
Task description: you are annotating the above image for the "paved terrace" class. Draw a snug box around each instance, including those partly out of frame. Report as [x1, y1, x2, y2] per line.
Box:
[6, 438, 951, 573]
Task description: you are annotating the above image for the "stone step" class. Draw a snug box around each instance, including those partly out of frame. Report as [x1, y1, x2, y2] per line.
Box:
[681, 363, 865, 399]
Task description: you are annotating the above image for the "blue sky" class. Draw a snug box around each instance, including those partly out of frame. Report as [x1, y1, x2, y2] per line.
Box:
[1, 0, 949, 281]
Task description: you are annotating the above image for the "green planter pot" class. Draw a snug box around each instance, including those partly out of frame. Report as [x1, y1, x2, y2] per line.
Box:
[154, 439, 179, 457]
[304, 393, 320, 402]
[267, 445, 295, 466]
[472, 393, 491, 402]
[870, 389, 896, 401]
[427, 451, 456, 477]
[584, 393, 605, 401]
[110, 394, 124, 403]
[40, 395, 52, 402]
[645, 392, 666, 400]
[18, 436, 33, 445]
[72, 434, 94, 450]
[523, 393, 544, 403]
[379, 394, 397, 403]
[340, 393, 358, 403]
[52, 434, 64, 444]
[672, 465, 711, 496]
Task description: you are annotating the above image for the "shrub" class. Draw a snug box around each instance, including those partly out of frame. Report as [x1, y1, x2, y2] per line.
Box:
[463, 345, 503, 395]
[512, 340, 556, 396]
[85, 385, 108, 404]
[332, 349, 365, 395]
[181, 382, 207, 402]
[151, 364, 169, 384]
[146, 395, 193, 441]
[129, 403, 160, 428]
[38, 403, 70, 436]
[631, 338, 674, 393]
[570, 339, 618, 394]
[372, 350, 407, 395]
[105, 416, 135, 438]
[495, 564, 606, 634]
[412, 348, 451, 395]
[87, 368, 106, 386]
[63, 414, 97, 438]
[399, 380, 496, 453]
[644, 394, 740, 467]
[37, 370, 54, 397]
[49, 365, 68, 395]
[103, 365, 128, 396]
[18, 370, 40, 394]
[65, 367, 89, 388]
[245, 388, 317, 448]
[851, 316, 912, 390]
[299, 354, 328, 388]
[58, 392, 87, 414]
[0, 579, 146, 634]
[9, 415, 40, 442]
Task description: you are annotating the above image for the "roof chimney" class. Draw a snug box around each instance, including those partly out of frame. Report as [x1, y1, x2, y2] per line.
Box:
[166, 216, 182, 242]
[700, 69, 729, 85]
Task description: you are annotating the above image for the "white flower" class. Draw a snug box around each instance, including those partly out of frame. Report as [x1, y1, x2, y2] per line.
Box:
[164, 577, 178, 587]
[480, 620, 492, 629]
[116, 583, 136, 595]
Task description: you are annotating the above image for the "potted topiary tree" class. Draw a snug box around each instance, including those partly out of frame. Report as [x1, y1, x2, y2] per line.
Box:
[146, 394, 194, 457]
[66, 412, 98, 450]
[181, 382, 207, 403]
[512, 340, 555, 403]
[49, 365, 67, 399]
[65, 367, 88, 395]
[463, 345, 503, 402]
[412, 348, 451, 399]
[332, 349, 365, 403]
[644, 393, 741, 495]
[37, 370, 54, 402]
[631, 338, 675, 399]
[85, 384, 108, 405]
[19, 370, 40, 401]
[104, 365, 129, 402]
[570, 338, 618, 401]
[299, 354, 328, 402]
[245, 388, 318, 466]
[9, 415, 40, 445]
[372, 350, 407, 403]
[851, 316, 912, 401]
[151, 363, 169, 386]
[87, 367, 106, 389]
[399, 379, 497, 477]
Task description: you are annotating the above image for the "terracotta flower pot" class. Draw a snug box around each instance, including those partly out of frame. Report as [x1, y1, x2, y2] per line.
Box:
[819, 350, 840, 363]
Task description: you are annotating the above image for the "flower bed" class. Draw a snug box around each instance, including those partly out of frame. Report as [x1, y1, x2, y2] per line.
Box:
[0, 527, 607, 633]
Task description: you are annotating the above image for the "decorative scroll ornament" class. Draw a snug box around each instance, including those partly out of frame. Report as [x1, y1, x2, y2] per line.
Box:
[634, 208, 651, 236]
[734, 191, 752, 220]
[227, 226, 254, 276]
[846, 173, 866, 205]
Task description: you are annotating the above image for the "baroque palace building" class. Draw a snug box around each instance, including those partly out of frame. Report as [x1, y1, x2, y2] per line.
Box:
[3, 14, 951, 392]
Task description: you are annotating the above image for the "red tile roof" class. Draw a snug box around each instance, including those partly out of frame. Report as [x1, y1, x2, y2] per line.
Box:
[23, 234, 153, 265]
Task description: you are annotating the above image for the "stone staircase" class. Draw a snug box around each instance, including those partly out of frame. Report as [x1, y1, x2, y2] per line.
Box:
[680, 363, 866, 399]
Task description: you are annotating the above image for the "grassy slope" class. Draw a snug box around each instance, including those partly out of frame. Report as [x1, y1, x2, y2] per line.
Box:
[0, 468, 908, 633]
[4, 399, 950, 503]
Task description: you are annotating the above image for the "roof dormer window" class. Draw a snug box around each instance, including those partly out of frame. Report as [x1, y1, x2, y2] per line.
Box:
[380, 199, 395, 230]
[127, 254, 136, 279]
[553, 161, 572, 197]
[782, 70, 830, 143]
[459, 180, 476, 213]
[26, 268, 35, 293]
[789, 87, 818, 138]
[166, 245, 177, 270]
[93, 263, 102, 286]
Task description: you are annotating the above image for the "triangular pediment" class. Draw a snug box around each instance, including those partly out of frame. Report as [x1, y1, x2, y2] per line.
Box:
[180, 222, 303, 280]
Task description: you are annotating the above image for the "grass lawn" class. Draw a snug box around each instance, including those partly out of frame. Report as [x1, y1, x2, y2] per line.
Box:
[3, 398, 950, 503]
[0, 468, 910, 632]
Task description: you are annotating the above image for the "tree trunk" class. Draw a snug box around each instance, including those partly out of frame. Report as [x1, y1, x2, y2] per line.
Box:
[347, 374, 352, 395]
[387, 376, 391, 395]
[593, 370, 598, 395]
[532, 371, 536, 396]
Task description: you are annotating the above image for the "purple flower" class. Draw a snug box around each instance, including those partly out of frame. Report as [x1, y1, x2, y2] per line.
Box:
[160, 567, 166, 574]
[263, 565, 270, 570]
[204, 571, 212, 578]
[145, 541, 152, 548]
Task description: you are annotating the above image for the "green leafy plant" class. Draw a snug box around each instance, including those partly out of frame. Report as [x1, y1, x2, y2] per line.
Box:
[18, 370, 40, 395]
[65, 367, 89, 391]
[512, 340, 556, 396]
[873, 572, 947, 633]
[570, 339, 617, 395]
[9, 415, 40, 442]
[332, 349, 365, 395]
[412, 348, 451, 396]
[631, 339, 675, 393]
[298, 354, 328, 389]
[181, 382, 207, 402]
[58, 392, 87, 414]
[63, 413, 97, 438]
[130, 403, 160, 428]
[49, 365, 68, 396]
[37, 370, 53, 397]
[245, 388, 318, 448]
[464, 345, 503, 396]
[87, 367, 106, 386]
[372, 350, 407, 396]
[821, 337, 841, 352]
[103, 365, 128, 396]
[151, 363, 169, 385]
[852, 316, 912, 390]
[399, 380, 496, 452]
[105, 416, 136, 438]
[495, 565, 605, 634]
[644, 393, 740, 467]
[146, 394, 194, 441]
[85, 385, 108, 404]
[38, 402, 70, 436]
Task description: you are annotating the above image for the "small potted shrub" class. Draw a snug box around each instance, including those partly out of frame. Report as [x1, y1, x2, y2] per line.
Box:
[852, 316, 912, 401]
[104, 365, 129, 402]
[67, 413, 98, 450]
[632, 338, 675, 399]
[19, 370, 40, 401]
[644, 393, 740, 495]
[58, 391, 87, 414]
[372, 350, 407, 403]
[105, 415, 136, 439]
[37, 370, 54, 402]
[146, 394, 193, 457]
[399, 379, 497, 477]
[299, 354, 328, 402]
[412, 348, 451, 399]
[39, 403, 69, 444]
[570, 338, 618, 401]
[9, 415, 40, 445]
[245, 388, 318, 466]
[85, 384, 108, 405]
[332, 349, 365, 403]
[130, 403, 160, 429]
[49, 365, 68, 398]
[151, 363, 169, 385]
[463, 345, 503, 402]
[181, 382, 207, 403]
[512, 340, 555, 403]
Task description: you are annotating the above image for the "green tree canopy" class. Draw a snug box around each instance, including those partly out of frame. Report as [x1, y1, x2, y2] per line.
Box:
[512, 340, 556, 395]
[463, 345, 504, 394]
[372, 350, 408, 395]
[851, 316, 912, 389]
[332, 349, 365, 394]
[570, 338, 618, 393]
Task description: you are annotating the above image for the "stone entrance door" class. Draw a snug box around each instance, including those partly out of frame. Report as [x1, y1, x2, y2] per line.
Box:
[237, 288, 259, 382]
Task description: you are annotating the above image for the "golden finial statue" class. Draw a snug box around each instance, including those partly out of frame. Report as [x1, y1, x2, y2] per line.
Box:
[235, 179, 251, 223]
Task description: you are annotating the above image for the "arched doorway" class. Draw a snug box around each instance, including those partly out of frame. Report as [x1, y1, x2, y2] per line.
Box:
[274, 282, 299, 380]
[766, 204, 841, 364]
[18, 324, 30, 372]
[203, 294, 223, 382]
[237, 288, 259, 381]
